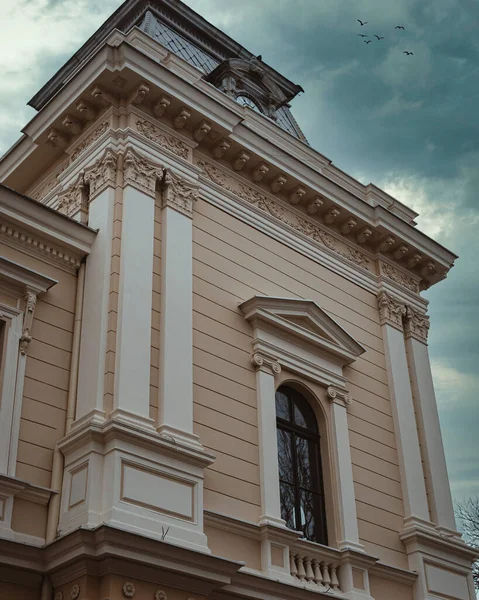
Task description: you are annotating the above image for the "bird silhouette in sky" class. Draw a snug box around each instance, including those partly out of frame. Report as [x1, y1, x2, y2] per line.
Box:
[395, 25, 405, 30]
[364, 40, 372, 44]
[358, 34, 369, 37]
[375, 35, 385, 40]
[357, 19, 368, 26]
[403, 50, 413, 55]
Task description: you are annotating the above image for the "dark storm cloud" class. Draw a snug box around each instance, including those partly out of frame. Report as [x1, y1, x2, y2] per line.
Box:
[2, 0, 477, 498]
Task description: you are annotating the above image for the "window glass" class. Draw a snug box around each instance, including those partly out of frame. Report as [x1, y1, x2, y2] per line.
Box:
[275, 385, 328, 545]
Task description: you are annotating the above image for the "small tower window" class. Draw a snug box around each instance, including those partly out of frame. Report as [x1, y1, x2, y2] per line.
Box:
[236, 95, 262, 113]
[276, 385, 328, 545]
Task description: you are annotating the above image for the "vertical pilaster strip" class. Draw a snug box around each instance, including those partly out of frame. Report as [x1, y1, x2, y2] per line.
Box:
[157, 169, 200, 447]
[327, 386, 364, 552]
[404, 307, 457, 534]
[75, 149, 117, 425]
[378, 292, 431, 528]
[251, 353, 285, 527]
[111, 148, 160, 429]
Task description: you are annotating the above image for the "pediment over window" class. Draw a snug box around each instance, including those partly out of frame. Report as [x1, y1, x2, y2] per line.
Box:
[239, 296, 366, 368]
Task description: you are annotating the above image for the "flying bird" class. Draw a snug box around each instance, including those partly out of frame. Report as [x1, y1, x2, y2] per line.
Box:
[403, 50, 413, 55]
[364, 40, 372, 44]
[357, 19, 368, 26]
[395, 25, 405, 30]
[358, 34, 369, 37]
[375, 35, 385, 40]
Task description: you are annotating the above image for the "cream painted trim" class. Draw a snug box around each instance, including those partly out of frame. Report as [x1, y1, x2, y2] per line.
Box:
[381, 321, 431, 527]
[0, 474, 54, 505]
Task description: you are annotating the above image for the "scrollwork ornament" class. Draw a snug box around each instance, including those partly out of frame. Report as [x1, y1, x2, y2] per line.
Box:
[155, 591, 167, 600]
[404, 306, 430, 343]
[83, 148, 118, 198]
[123, 148, 164, 197]
[377, 291, 406, 330]
[250, 352, 281, 374]
[161, 169, 199, 218]
[122, 582, 136, 598]
[71, 584, 80, 600]
[327, 385, 352, 407]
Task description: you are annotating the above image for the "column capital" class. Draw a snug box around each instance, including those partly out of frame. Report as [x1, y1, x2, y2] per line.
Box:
[161, 169, 199, 218]
[123, 147, 164, 197]
[251, 352, 281, 375]
[327, 385, 352, 408]
[57, 173, 88, 222]
[377, 291, 406, 330]
[83, 148, 118, 198]
[404, 305, 430, 343]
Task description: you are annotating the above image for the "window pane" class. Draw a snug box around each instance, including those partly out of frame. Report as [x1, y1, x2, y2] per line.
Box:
[280, 482, 296, 530]
[300, 489, 316, 541]
[293, 397, 317, 430]
[277, 428, 294, 484]
[296, 435, 315, 490]
[293, 402, 308, 428]
[275, 390, 290, 421]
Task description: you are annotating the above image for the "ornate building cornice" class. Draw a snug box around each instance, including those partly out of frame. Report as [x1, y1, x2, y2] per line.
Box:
[404, 305, 430, 343]
[377, 291, 407, 330]
[161, 169, 198, 218]
[379, 260, 420, 294]
[136, 118, 189, 160]
[122, 147, 164, 197]
[197, 158, 371, 271]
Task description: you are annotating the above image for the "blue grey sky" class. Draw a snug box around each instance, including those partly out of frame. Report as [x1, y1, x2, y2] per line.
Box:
[1, 0, 477, 502]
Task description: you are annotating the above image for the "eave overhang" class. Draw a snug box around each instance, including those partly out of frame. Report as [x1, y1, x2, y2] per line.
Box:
[0, 28, 456, 292]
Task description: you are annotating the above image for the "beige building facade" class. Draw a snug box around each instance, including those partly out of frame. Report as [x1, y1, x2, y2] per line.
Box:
[0, 1, 476, 599]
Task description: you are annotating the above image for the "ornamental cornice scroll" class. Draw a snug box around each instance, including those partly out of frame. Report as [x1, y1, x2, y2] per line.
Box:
[251, 352, 281, 375]
[135, 119, 189, 160]
[379, 260, 420, 294]
[123, 147, 164, 197]
[327, 385, 352, 408]
[69, 120, 109, 163]
[404, 305, 430, 343]
[377, 291, 406, 330]
[20, 290, 37, 355]
[83, 148, 118, 198]
[197, 158, 371, 270]
[161, 169, 198, 218]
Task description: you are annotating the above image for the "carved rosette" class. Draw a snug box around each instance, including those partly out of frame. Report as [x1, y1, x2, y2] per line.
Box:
[250, 352, 281, 375]
[327, 385, 352, 407]
[123, 148, 164, 197]
[161, 169, 199, 218]
[377, 291, 406, 330]
[20, 290, 37, 356]
[155, 591, 167, 600]
[404, 306, 430, 343]
[56, 174, 88, 220]
[122, 582, 136, 598]
[70, 585, 80, 600]
[83, 148, 118, 198]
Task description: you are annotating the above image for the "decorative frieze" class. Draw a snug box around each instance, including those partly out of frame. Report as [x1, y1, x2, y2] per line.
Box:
[161, 169, 198, 218]
[377, 291, 406, 329]
[379, 261, 420, 293]
[69, 120, 109, 163]
[404, 306, 430, 343]
[83, 148, 118, 198]
[135, 119, 189, 159]
[197, 159, 371, 269]
[31, 172, 61, 200]
[123, 147, 164, 197]
[327, 385, 352, 407]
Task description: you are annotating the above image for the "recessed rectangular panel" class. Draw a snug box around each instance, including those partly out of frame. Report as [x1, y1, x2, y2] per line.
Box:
[69, 463, 88, 509]
[121, 462, 195, 521]
[425, 563, 470, 599]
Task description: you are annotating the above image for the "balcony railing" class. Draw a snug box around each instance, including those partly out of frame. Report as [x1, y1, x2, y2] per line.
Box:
[289, 539, 342, 593]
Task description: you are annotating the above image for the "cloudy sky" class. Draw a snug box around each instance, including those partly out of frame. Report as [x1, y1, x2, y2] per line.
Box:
[1, 0, 478, 504]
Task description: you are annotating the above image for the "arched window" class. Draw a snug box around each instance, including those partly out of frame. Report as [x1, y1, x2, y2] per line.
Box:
[276, 385, 328, 545]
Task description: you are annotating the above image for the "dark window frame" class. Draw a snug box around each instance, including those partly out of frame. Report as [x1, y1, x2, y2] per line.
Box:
[276, 385, 328, 545]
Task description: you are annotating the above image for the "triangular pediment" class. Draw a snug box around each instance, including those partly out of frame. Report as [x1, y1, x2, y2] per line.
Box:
[239, 296, 366, 366]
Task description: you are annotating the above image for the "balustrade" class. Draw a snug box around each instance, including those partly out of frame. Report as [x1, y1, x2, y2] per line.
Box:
[289, 543, 341, 593]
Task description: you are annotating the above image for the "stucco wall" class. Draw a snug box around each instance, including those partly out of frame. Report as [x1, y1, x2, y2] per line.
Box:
[192, 198, 407, 569]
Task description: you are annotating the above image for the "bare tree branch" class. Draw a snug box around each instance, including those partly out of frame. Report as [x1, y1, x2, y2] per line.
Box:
[455, 497, 479, 590]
